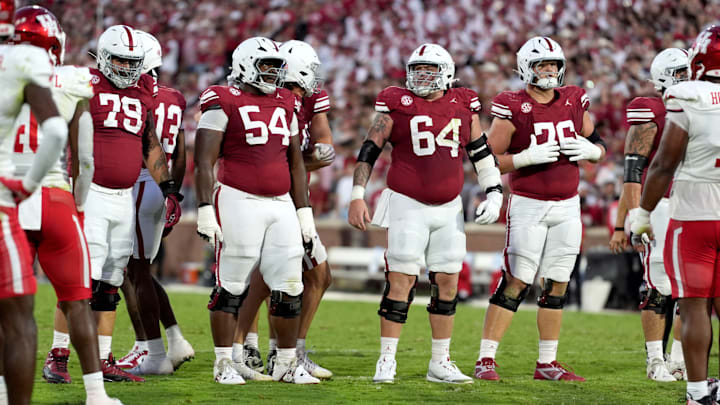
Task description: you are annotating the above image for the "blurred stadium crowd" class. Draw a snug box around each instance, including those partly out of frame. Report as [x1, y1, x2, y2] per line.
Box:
[37, 0, 719, 229]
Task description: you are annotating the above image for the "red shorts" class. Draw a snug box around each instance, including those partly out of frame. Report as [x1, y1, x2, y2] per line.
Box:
[0, 205, 35, 299]
[25, 188, 91, 302]
[664, 219, 720, 298]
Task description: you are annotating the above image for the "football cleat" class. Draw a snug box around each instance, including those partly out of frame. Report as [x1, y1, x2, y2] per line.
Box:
[116, 346, 148, 369]
[272, 357, 320, 384]
[214, 358, 245, 385]
[298, 351, 332, 380]
[127, 356, 174, 375]
[427, 358, 473, 384]
[534, 361, 585, 382]
[474, 357, 500, 381]
[668, 359, 687, 381]
[373, 355, 397, 384]
[102, 353, 145, 382]
[266, 349, 277, 376]
[42, 348, 71, 384]
[167, 338, 195, 371]
[86, 395, 124, 405]
[686, 396, 717, 405]
[232, 361, 273, 381]
[647, 357, 676, 382]
[244, 345, 263, 373]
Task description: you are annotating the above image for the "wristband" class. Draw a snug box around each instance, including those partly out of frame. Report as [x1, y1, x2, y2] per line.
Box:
[351, 185, 365, 201]
[614, 226, 624, 231]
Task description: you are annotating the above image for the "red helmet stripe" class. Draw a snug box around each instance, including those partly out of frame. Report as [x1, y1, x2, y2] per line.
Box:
[123, 25, 134, 51]
[543, 37, 553, 51]
[419, 45, 426, 56]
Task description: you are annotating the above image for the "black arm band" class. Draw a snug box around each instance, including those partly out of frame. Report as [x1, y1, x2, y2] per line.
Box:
[587, 130, 607, 150]
[614, 226, 625, 231]
[159, 179, 181, 199]
[623, 154, 649, 183]
[486, 185, 502, 194]
[357, 140, 382, 167]
[465, 133, 493, 163]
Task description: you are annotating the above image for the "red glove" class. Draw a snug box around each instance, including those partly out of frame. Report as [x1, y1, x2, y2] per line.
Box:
[165, 194, 182, 229]
[0, 177, 32, 203]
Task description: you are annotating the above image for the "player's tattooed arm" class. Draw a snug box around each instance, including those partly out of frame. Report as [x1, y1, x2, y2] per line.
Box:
[352, 112, 392, 187]
[624, 122, 658, 157]
[142, 113, 171, 183]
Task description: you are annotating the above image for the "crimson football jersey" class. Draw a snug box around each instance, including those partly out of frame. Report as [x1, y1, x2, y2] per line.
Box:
[375, 86, 481, 205]
[625, 96, 671, 198]
[199, 85, 297, 197]
[154, 86, 186, 163]
[298, 90, 330, 151]
[491, 86, 590, 201]
[89, 68, 157, 189]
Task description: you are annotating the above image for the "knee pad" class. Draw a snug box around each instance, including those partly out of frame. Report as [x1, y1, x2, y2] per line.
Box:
[90, 280, 121, 311]
[207, 286, 247, 315]
[426, 272, 458, 316]
[268, 290, 302, 318]
[537, 279, 568, 309]
[639, 288, 671, 315]
[489, 271, 529, 312]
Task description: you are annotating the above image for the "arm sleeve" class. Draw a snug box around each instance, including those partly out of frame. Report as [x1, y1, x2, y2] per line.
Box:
[580, 88, 590, 111]
[490, 92, 512, 120]
[74, 110, 94, 210]
[313, 90, 330, 113]
[625, 98, 656, 125]
[197, 109, 229, 132]
[374, 87, 396, 113]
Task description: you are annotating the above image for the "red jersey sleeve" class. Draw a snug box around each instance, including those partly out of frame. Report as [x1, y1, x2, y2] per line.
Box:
[456, 87, 481, 113]
[625, 97, 657, 125]
[138, 74, 158, 111]
[575, 86, 590, 111]
[199, 85, 227, 113]
[375, 86, 404, 113]
[490, 91, 515, 120]
[312, 89, 330, 113]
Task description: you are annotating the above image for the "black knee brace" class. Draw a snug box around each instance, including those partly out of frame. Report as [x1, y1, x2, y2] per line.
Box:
[207, 286, 247, 315]
[378, 275, 416, 323]
[426, 272, 458, 316]
[537, 279, 567, 309]
[90, 280, 121, 311]
[639, 287, 671, 315]
[268, 290, 302, 318]
[489, 271, 529, 312]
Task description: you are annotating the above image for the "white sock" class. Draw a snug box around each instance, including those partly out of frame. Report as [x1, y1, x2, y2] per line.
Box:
[687, 380, 709, 400]
[214, 347, 233, 362]
[98, 335, 112, 360]
[538, 340, 558, 364]
[83, 371, 106, 399]
[269, 338, 277, 352]
[380, 337, 399, 359]
[670, 340, 684, 362]
[52, 330, 70, 350]
[232, 343, 244, 363]
[276, 348, 296, 364]
[478, 339, 499, 360]
[646, 340, 664, 361]
[431, 338, 450, 362]
[245, 332, 259, 348]
[296, 338, 306, 355]
[146, 338, 166, 358]
[0, 376, 6, 405]
[165, 325, 183, 342]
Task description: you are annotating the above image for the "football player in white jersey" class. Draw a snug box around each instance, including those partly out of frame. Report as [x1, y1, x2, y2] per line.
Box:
[0, 1, 70, 403]
[631, 25, 720, 405]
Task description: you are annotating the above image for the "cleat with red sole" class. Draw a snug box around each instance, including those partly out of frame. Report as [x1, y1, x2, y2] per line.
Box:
[116, 346, 148, 369]
[42, 348, 71, 384]
[474, 357, 500, 381]
[534, 361, 585, 382]
[102, 353, 145, 382]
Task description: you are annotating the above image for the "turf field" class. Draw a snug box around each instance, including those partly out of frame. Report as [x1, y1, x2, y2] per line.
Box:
[30, 283, 710, 404]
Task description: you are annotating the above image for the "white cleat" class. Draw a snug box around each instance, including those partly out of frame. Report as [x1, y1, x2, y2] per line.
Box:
[167, 338, 195, 370]
[128, 356, 174, 375]
[214, 358, 246, 385]
[373, 356, 397, 384]
[232, 361, 273, 381]
[667, 359, 687, 381]
[115, 347, 147, 369]
[86, 396, 123, 405]
[427, 358, 473, 384]
[647, 357, 676, 382]
[298, 351, 333, 379]
[272, 358, 320, 384]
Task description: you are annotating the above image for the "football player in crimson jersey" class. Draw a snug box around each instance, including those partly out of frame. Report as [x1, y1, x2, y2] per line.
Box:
[0, 1, 71, 403]
[475, 37, 606, 382]
[348, 43, 503, 384]
[631, 26, 720, 405]
[609, 48, 689, 382]
[195, 36, 320, 385]
[232, 39, 334, 380]
[8, 6, 122, 404]
[114, 30, 194, 376]
[83, 25, 181, 383]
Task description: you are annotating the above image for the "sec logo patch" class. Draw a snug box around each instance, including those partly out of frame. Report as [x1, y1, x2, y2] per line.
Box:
[401, 95, 413, 106]
[229, 87, 241, 96]
[91, 75, 100, 85]
[521, 102, 532, 113]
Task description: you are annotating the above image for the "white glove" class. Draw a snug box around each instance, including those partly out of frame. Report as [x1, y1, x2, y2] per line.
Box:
[560, 136, 602, 162]
[475, 191, 503, 225]
[512, 136, 560, 169]
[197, 205, 223, 246]
[312, 143, 335, 164]
[629, 207, 652, 245]
[297, 207, 320, 257]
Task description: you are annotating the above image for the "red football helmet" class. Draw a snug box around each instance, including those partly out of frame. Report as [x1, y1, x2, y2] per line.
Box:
[689, 25, 720, 80]
[12, 5, 65, 65]
[0, 0, 14, 40]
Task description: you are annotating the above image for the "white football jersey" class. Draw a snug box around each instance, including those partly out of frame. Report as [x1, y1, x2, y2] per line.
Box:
[11, 66, 94, 190]
[0, 44, 53, 206]
[664, 80, 720, 220]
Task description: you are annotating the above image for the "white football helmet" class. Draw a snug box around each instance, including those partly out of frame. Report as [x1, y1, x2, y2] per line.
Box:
[136, 30, 162, 76]
[227, 36, 285, 95]
[279, 40, 323, 96]
[96, 25, 145, 89]
[405, 43, 455, 97]
[516, 36, 566, 89]
[650, 48, 689, 91]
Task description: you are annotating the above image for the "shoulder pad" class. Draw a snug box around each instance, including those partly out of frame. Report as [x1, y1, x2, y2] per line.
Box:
[8, 45, 53, 87]
[199, 85, 228, 112]
[375, 86, 409, 113]
[53, 66, 94, 99]
[490, 91, 516, 119]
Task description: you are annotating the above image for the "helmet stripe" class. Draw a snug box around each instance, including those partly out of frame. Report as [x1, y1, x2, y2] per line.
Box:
[543, 37, 553, 51]
[419, 45, 426, 56]
[123, 25, 134, 51]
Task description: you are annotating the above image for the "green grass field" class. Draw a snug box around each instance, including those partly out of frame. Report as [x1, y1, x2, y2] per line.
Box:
[29, 283, 714, 404]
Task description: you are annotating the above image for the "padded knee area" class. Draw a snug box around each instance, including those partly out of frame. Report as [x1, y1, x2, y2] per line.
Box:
[489, 271, 529, 312]
[639, 288, 671, 315]
[537, 279, 567, 309]
[207, 286, 247, 315]
[90, 280, 121, 311]
[378, 296, 410, 323]
[427, 272, 458, 316]
[268, 290, 302, 318]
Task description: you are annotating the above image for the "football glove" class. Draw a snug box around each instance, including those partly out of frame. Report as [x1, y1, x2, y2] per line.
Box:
[197, 204, 223, 246]
[165, 194, 182, 229]
[629, 207, 653, 246]
[313, 143, 336, 164]
[475, 191, 503, 225]
[560, 136, 602, 162]
[297, 207, 320, 258]
[512, 136, 560, 168]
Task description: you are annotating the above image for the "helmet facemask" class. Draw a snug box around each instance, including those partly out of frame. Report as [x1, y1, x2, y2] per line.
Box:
[529, 59, 565, 89]
[290, 61, 322, 96]
[99, 50, 144, 89]
[406, 62, 447, 97]
[249, 57, 285, 94]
